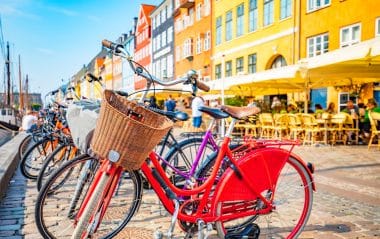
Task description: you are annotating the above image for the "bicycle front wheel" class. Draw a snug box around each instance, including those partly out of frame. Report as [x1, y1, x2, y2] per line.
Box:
[35, 154, 143, 239]
[36, 143, 78, 191]
[215, 156, 313, 239]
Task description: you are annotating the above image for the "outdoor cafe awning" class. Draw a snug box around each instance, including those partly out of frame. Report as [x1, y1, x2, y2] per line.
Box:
[205, 37, 380, 98]
[300, 37, 380, 88]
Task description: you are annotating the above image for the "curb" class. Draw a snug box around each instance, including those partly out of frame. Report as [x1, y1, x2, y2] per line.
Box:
[0, 132, 27, 201]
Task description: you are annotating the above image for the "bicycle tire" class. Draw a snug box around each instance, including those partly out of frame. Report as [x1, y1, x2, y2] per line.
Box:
[20, 137, 58, 179]
[71, 169, 110, 239]
[35, 154, 143, 239]
[18, 134, 32, 159]
[36, 142, 77, 191]
[214, 155, 313, 239]
[163, 137, 215, 187]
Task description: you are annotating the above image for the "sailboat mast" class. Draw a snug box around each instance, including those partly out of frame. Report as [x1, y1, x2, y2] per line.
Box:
[18, 54, 23, 111]
[6, 41, 10, 106]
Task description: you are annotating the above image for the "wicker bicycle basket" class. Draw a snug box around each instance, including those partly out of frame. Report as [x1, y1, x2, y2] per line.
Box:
[91, 90, 173, 170]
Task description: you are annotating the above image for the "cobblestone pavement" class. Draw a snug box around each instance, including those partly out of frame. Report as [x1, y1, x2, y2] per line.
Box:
[0, 145, 379, 238]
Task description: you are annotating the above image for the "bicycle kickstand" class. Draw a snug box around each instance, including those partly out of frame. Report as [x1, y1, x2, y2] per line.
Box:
[196, 219, 213, 239]
[166, 199, 180, 239]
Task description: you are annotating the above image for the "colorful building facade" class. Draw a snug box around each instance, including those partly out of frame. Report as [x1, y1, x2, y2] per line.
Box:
[174, 0, 212, 81]
[134, 4, 156, 90]
[151, 0, 175, 82]
[300, 0, 380, 110]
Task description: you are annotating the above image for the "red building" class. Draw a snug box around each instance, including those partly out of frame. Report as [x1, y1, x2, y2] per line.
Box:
[134, 4, 156, 90]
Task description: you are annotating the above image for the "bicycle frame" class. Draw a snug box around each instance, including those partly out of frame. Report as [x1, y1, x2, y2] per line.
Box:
[158, 119, 219, 180]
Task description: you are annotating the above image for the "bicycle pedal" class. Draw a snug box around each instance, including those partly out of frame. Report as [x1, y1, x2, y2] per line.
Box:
[225, 223, 260, 239]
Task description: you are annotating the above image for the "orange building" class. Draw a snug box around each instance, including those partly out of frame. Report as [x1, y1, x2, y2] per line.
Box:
[134, 4, 156, 90]
[173, 0, 212, 82]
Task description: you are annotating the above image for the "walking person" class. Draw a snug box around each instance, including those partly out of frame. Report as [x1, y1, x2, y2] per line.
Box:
[191, 95, 205, 128]
[19, 109, 38, 133]
[165, 95, 176, 112]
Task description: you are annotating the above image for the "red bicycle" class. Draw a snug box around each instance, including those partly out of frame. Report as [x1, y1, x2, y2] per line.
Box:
[39, 40, 316, 239]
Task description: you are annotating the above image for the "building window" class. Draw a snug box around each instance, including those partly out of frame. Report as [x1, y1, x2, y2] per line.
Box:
[236, 57, 244, 73]
[162, 30, 167, 47]
[225, 10, 233, 41]
[215, 64, 222, 79]
[263, 0, 274, 26]
[168, 26, 173, 43]
[157, 33, 161, 50]
[376, 18, 380, 36]
[152, 17, 156, 30]
[166, 5, 171, 19]
[162, 7, 166, 23]
[196, 3, 202, 21]
[271, 55, 287, 69]
[308, 0, 330, 12]
[204, 0, 210, 16]
[340, 23, 361, 48]
[280, 0, 291, 19]
[176, 46, 181, 62]
[167, 54, 173, 77]
[161, 57, 167, 78]
[225, 60, 232, 77]
[248, 53, 257, 73]
[156, 14, 161, 27]
[216, 16, 222, 45]
[307, 33, 329, 57]
[249, 0, 258, 32]
[236, 3, 244, 37]
[204, 31, 211, 51]
[338, 92, 357, 112]
[183, 38, 193, 58]
[196, 35, 202, 54]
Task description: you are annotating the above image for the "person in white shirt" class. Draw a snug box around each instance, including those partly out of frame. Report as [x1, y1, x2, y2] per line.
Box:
[191, 96, 204, 128]
[20, 110, 38, 133]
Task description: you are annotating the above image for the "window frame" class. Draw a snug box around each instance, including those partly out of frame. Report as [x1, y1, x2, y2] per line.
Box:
[216, 16, 222, 45]
[236, 3, 245, 37]
[263, 0, 274, 26]
[249, 0, 258, 32]
[340, 23, 361, 48]
[280, 0, 292, 20]
[225, 10, 233, 41]
[307, 33, 329, 58]
[236, 57, 244, 73]
[248, 53, 257, 74]
[215, 64, 222, 79]
[307, 0, 331, 12]
[376, 17, 380, 36]
[225, 60, 232, 77]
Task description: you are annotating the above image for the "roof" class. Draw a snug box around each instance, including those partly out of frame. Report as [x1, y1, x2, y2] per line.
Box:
[138, 4, 156, 26]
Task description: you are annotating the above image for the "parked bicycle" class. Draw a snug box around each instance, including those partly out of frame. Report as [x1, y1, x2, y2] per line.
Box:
[35, 40, 315, 239]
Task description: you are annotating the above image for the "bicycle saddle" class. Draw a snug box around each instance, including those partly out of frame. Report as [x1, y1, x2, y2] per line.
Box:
[221, 105, 260, 119]
[198, 106, 229, 119]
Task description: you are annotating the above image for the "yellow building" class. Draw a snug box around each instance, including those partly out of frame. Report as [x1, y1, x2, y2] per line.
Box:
[174, 0, 212, 81]
[300, 0, 380, 111]
[210, 0, 380, 110]
[210, 0, 299, 101]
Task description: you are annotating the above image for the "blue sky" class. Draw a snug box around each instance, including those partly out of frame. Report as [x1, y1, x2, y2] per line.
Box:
[0, 0, 158, 98]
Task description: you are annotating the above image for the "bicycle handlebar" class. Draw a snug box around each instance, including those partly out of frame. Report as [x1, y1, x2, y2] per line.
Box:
[101, 39, 210, 94]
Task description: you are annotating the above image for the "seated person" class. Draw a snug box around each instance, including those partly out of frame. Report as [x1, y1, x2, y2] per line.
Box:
[361, 98, 380, 139]
[341, 100, 359, 117]
[19, 110, 38, 133]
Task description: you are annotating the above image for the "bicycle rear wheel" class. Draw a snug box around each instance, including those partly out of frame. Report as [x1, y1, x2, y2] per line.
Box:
[215, 156, 313, 239]
[20, 137, 57, 179]
[35, 154, 142, 239]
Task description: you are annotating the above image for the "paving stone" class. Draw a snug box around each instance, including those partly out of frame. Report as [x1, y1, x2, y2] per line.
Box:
[0, 144, 379, 238]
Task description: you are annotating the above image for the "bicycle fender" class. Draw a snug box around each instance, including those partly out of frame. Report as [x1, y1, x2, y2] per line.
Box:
[212, 147, 305, 204]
